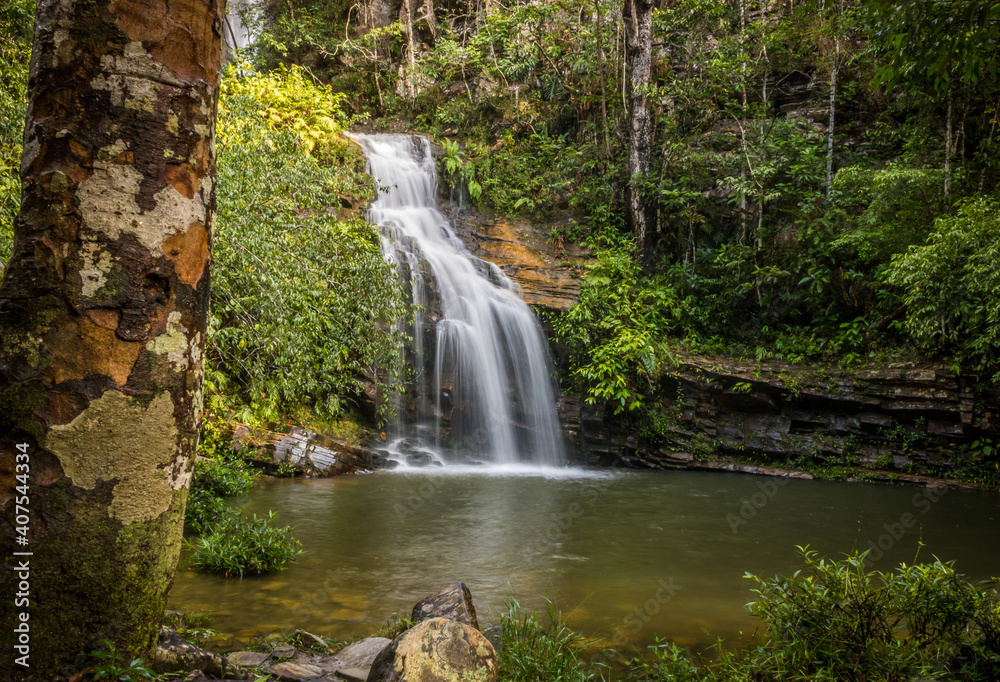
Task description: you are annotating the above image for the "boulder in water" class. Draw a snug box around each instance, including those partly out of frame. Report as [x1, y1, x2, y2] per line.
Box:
[411, 582, 479, 629]
[366, 617, 497, 682]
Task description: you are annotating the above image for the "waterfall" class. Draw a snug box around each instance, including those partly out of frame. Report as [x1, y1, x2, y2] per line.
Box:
[351, 134, 566, 468]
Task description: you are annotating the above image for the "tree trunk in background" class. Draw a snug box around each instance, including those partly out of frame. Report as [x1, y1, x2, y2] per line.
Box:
[0, 0, 221, 679]
[624, 0, 655, 271]
[404, 0, 417, 99]
[826, 7, 839, 199]
[945, 80, 953, 200]
[596, 0, 611, 159]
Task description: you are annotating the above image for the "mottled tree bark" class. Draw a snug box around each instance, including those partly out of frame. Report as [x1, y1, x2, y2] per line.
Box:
[624, 0, 654, 271]
[0, 0, 221, 679]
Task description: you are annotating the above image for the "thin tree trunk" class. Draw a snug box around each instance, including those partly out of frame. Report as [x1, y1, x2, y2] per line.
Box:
[740, 0, 748, 242]
[405, 0, 416, 99]
[624, 0, 655, 271]
[758, 45, 769, 250]
[0, 0, 221, 678]
[596, 0, 611, 159]
[945, 80, 953, 200]
[826, 4, 840, 199]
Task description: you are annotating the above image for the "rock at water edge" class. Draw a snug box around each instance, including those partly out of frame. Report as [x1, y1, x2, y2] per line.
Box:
[152, 627, 223, 678]
[333, 637, 392, 668]
[366, 617, 497, 682]
[411, 582, 479, 629]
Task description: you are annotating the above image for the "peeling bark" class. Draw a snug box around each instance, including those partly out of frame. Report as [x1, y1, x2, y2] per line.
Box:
[0, 0, 221, 678]
[624, 0, 655, 271]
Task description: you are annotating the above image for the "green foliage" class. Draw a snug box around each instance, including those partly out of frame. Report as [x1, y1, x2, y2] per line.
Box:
[830, 164, 948, 265]
[471, 132, 614, 220]
[627, 640, 709, 682]
[212, 64, 406, 421]
[438, 138, 481, 205]
[872, 0, 1000, 91]
[885, 198, 1000, 377]
[496, 597, 607, 682]
[0, 0, 32, 265]
[731, 548, 1000, 681]
[191, 511, 303, 577]
[86, 640, 161, 681]
[184, 420, 259, 535]
[625, 549, 1000, 682]
[551, 248, 680, 413]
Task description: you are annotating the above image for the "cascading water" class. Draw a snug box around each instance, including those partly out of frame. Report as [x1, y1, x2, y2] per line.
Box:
[351, 134, 566, 468]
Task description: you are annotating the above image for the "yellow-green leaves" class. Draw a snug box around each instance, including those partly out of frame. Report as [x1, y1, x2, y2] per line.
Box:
[219, 63, 349, 157]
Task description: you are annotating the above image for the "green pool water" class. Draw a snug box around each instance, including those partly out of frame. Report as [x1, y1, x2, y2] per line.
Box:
[168, 467, 1000, 653]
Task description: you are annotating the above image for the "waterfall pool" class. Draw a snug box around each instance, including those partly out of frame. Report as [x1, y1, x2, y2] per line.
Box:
[169, 468, 1000, 652]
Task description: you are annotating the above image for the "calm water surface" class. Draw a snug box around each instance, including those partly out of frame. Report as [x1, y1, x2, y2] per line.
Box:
[169, 468, 1000, 652]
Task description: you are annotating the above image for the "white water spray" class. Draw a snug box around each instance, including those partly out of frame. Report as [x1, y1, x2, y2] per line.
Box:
[352, 134, 565, 468]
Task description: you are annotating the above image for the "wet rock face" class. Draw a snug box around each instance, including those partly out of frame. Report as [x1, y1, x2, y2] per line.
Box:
[366, 617, 498, 682]
[411, 582, 480, 629]
[447, 207, 585, 313]
[562, 355, 1000, 482]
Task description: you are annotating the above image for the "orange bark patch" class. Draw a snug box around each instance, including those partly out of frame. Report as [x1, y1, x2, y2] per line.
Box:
[69, 139, 90, 160]
[161, 221, 208, 287]
[110, 0, 222, 85]
[46, 316, 143, 387]
[86, 308, 121, 330]
[163, 163, 197, 199]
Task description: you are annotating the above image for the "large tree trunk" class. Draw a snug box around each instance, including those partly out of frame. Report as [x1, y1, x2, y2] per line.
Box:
[0, 0, 221, 679]
[624, 0, 655, 271]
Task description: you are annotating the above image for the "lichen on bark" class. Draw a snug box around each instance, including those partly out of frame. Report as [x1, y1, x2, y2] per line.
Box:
[0, 0, 222, 678]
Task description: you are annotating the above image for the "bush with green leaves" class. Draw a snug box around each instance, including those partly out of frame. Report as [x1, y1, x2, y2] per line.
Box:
[496, 598, 606, 682]
[211, 63, 406, 422]
[85, 639, 161, 682]
[191, 511, 303, 577]
[885, 197, 1000, 378]
[183, 420, 260, 535]
[623, 548, 1000, 682]
[551, 247, 682, 414]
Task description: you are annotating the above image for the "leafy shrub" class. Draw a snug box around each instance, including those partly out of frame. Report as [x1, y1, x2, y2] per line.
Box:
[729, 548, 1000, 681]
[183, 485, 232, 536]
[885, 197, 1000, 377]
[183, 421, 259, 535]
[627, 548, 1000, 682]
[192, 456, 257, 500]
[86, 639, 160, 681]
[497, 598, 606, 682]
[551, 248, 680, 413]
[191, 511, 303, 577]
[212, 64, 406, 421]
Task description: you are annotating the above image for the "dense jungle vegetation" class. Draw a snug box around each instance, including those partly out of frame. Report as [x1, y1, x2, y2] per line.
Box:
[2, 3, 999, 680]
[236, 0, 1000, 416]
[3, 0, 999, 423]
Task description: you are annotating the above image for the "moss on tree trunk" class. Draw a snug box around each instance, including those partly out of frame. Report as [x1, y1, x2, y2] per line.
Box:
[0, 0, 221, 678]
